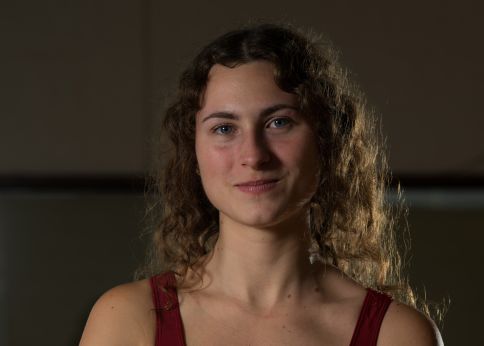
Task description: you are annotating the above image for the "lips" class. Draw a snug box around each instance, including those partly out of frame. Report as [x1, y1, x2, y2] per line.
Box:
[235, 179, 279, 186]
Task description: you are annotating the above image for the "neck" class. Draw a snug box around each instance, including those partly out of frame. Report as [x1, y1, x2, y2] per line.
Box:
[199, 209, 323, 311]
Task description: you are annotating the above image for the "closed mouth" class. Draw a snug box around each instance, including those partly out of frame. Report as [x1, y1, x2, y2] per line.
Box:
[235, 179, 279, 187]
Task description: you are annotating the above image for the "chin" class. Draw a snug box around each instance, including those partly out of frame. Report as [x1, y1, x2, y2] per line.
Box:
[221, 204, 304, 230]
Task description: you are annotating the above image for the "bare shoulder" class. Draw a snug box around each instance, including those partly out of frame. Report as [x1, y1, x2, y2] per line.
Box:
[378, 301, 444, 346]
[79, 278, 155, 346]
[320, 264, 369, 301]
[320, 265, 443, 345]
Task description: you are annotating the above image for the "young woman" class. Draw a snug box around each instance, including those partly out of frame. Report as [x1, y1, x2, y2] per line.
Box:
[80, 24, 443, 346]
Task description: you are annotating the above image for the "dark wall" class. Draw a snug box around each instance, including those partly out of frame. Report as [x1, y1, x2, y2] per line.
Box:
[2, 2, 149, 174]
[1, 191, 482, 345]
[0, 193, 146, 345]
[2, 1, 483, 175]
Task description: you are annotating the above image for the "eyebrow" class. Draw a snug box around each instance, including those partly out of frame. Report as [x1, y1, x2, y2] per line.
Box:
[201, 104, 299, 123]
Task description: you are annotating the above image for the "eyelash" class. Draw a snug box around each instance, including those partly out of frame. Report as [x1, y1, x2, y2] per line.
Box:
[212, 117, 293, 135]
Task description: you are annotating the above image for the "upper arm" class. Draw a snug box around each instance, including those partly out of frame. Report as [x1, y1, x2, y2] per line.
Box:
[79, 281, 155, 346]
[377, 301, 444, 346]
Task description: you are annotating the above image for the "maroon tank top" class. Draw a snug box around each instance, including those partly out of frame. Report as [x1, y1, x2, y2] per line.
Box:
[150, 271, 392, 346]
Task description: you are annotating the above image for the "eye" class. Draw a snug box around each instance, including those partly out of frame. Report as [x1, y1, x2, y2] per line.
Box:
[213, 124, 234, 135]
[268, 117, 292, 129]
[212, 118, 292, 136]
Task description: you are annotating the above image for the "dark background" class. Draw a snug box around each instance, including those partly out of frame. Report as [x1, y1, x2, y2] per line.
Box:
[1, 1, 483, 345]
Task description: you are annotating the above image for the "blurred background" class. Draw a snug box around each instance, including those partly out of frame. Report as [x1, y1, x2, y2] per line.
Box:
[1, 0, 483, 345]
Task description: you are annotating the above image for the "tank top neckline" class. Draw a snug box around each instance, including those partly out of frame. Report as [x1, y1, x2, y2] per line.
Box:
[150, 271, 392, 346]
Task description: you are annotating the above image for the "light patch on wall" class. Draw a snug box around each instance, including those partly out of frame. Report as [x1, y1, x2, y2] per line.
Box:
[387, 189, 484, 210]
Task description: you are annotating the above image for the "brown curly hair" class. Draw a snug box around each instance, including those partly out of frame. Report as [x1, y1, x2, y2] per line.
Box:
[137, 23, 433, 318]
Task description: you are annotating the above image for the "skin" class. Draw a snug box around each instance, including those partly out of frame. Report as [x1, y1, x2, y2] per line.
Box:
[193, 61, 322, 310]
[80, 61, 443, 346]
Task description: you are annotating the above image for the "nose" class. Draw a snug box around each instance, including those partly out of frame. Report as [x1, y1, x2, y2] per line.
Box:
[239, 130, 271, 169]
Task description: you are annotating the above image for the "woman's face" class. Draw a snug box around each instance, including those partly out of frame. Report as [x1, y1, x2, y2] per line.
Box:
[195, 61, 320, 229]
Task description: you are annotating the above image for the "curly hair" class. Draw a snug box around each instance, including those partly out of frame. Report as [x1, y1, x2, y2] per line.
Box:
[136, 23, 431, 317]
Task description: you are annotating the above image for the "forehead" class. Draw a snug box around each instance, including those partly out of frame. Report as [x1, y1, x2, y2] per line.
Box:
[199, 61, 297, 111]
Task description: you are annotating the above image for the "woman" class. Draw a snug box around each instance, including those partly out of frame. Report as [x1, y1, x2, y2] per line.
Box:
[80, 24, 443, 345]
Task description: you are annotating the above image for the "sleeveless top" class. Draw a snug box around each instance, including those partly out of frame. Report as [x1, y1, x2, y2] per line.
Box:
[150, 271, 392, 346]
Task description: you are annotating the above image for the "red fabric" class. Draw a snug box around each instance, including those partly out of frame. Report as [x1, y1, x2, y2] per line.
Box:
[150, 271, 392, 346]
[150, 272, 186, 346]
[349, 288, 392, 345]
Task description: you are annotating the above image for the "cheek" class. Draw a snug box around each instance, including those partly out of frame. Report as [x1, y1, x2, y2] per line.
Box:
[275, 135, 318, 170]
[196, 144, 235, 211]
[276, 135, 320, 196]
[196, 143, 234, 183]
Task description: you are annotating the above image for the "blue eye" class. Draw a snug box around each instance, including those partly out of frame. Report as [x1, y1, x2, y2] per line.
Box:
[212, 118, 292, 136]
[270, 118, 291, 128]
[213, 124, 233, 135]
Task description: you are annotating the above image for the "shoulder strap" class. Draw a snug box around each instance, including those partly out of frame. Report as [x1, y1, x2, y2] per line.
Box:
[349, 289, 392, 346]
[149, 272, 186, 346]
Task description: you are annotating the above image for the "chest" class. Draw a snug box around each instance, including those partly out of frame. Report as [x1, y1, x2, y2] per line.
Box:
[178, 293, 358, 346]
